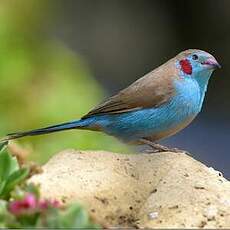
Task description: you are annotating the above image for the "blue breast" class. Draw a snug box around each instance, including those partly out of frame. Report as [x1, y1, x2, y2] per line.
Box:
[85, 77, 205, 143]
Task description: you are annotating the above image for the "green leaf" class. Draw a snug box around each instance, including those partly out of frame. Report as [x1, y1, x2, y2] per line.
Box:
[0, 145, 29, 199]
[0, 200, 17, 228]
[37, 208, 61, 228]
[1, 168, 29, 199]
[38, 204, 99, 228]
[60, 204, 99, 228]
[0, 182, 6, 195]
[0, 149, 19, 182]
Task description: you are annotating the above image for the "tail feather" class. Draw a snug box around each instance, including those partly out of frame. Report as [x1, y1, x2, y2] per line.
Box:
[1, 120, 84, 142]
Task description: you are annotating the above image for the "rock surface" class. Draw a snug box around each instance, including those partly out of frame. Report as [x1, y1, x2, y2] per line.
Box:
[30, 150, 230, 228]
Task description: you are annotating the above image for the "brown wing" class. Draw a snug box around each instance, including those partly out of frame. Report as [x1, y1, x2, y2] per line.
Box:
[82, 60, 177, 119]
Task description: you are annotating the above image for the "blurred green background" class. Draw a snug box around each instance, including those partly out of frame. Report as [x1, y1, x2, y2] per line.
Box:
[0, 0, 128, 163]
[0, 0, 229, 178]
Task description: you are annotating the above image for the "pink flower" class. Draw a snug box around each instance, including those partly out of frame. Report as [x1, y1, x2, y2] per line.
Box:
[23, 194, 37, 209]
[8, 193, 37, 215]
[38, 199, 60, 209]
[8, 193, 60, 216]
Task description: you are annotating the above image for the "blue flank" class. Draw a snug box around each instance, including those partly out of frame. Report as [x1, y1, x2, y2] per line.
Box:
[82, 68, 213, 142]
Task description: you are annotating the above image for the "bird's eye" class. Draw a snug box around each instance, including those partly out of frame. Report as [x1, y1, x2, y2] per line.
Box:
[192, 54, 199, 60]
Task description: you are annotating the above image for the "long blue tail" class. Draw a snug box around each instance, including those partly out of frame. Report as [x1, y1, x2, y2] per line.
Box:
[2, 119, 86, 141]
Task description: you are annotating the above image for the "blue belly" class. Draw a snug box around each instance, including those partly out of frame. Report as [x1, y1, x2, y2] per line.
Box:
[85, 78, 203, 142]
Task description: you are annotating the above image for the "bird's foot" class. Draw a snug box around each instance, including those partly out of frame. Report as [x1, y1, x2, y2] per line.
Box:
[140, 138, 190, 155]
[144, 144, 180, 153]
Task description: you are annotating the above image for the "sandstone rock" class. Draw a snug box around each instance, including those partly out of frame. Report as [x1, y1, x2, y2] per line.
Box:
[30, 150, 230, 228]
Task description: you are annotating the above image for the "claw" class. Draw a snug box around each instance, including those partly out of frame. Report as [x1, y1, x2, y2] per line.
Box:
[139, 138, 191, 155]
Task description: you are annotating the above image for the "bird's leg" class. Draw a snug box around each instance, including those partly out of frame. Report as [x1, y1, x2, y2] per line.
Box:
[139, 138, 189, 154]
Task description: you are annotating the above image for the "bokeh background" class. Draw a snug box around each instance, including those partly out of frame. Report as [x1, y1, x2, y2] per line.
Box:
[0, 0, 229, 177]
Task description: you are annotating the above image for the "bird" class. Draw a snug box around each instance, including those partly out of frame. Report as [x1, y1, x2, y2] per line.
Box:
[1, 49, 220, 152]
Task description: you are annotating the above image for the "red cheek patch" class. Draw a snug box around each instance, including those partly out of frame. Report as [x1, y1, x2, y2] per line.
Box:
[179, 59, 192, 75]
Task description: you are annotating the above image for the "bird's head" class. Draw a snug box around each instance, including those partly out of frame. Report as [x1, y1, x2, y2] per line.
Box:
[176, 49, 221, 78]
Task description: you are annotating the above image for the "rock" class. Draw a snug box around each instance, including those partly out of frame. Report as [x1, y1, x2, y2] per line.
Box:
[30, 150, 230, 228]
